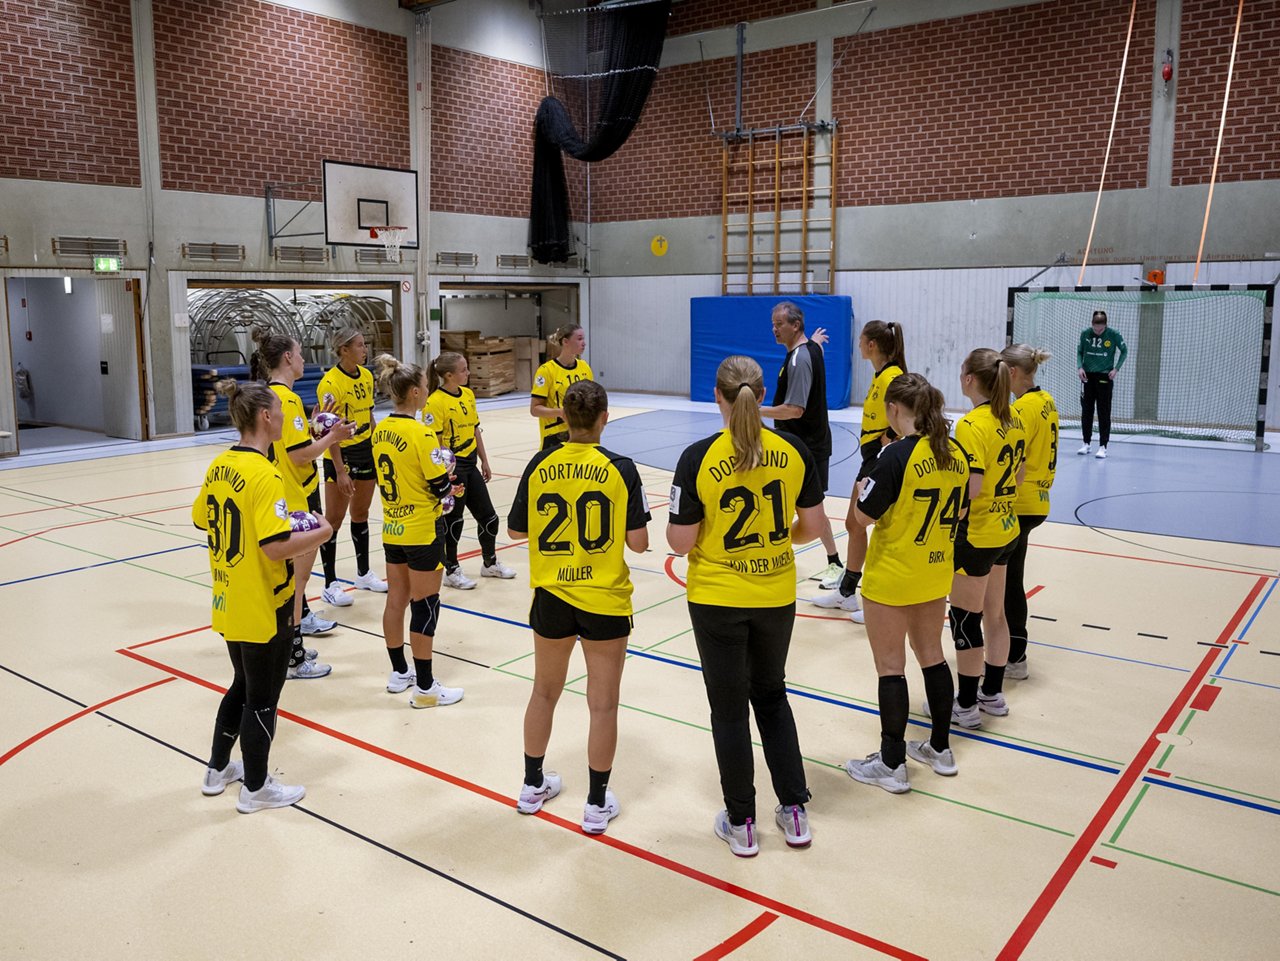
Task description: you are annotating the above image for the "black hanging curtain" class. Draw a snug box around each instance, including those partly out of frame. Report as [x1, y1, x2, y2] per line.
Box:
[530, 0, 672, 264]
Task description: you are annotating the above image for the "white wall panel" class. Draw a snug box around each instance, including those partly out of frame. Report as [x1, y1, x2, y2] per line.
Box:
[96, 278, 143, 440]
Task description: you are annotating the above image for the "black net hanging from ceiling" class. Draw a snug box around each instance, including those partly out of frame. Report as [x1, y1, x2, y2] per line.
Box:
[530, 0, 672, 265]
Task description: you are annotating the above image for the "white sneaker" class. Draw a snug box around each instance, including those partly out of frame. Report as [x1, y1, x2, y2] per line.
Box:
[287, 659, 332, 680]
[845, 753, 910, 793]
[481, 560, 517, 579]
[408, 679, 464, 708]
[1077, 443, 1090, 455]
[810, 560, 843, 584]
[906, 740, 958, 776]
[300, 611, 335, 635]
[774, 804, 811, 848]
[977, 691, 1009, 716]
[1005, 659, 1029, 681]
[714, 810, 759, 857]
[386, 668, 416, 694]
[923, 697, 982, 729]
[443, 567, 477, 590]
[302, 646, 318, 661]
[819, 567, 845, 590]
[322, 582, 353, 607]
[581, 789, 620, 834]
[517, 772, 562, 814]
[849, 607, 866, 625]
[236, 775, 306, 814]
[354, 570, 388, 592]
[201, 760, 243, 796]
[809, 591, 860, 612]
[1095, 445, 1108, 459]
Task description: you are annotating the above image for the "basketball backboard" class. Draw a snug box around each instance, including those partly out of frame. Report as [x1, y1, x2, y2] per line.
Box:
[323, 159, 419, 248]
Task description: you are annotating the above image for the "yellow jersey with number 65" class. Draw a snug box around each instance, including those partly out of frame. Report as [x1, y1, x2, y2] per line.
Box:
[317, 364, 374, 461]
[532, 358, 594, 442]
[954, 403, 1026, 548]
[859, 436, 970, 606]
[372, 414, 452, 546]
[1012, 387, 1058, 517]
[267, 382, 316, 510]
[191, 447, 294, 643]
[670, 429, 824, 608]
[422, 385, 480, 457]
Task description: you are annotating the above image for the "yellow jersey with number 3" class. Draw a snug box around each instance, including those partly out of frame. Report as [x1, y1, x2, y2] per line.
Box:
[1012, 387, 1058, 517]
[669, 429, 824, 607]
[954, 403, 1026, 548]
[532, 358, 593, 442]
[372, 414, 451, 546]
[422, 385, 480, 457]
[267, 383, 316, 510]
[191, 447, 294, 643]
[859, 436, 969, 606]
[317, 365, 374, 460]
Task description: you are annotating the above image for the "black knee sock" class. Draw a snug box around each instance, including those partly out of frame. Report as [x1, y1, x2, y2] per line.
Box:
[524, 753, 545, 788]
[208, 701, 241, 771]
[878, 675, 909, 769]
[827, 552, 841, 567]
[387, 645, 408, 674]
[289, 627, 306, 668]
[479, 514, 500, 567]
[982, 663, 1006, 697]
[957, 673, 981, 709]
[921, 662, 954, 752]
[588, 767, 611, 807]
[301, 595, 311, 618]
[838, 569, 862, 598]
[413, 657, 433, 690]
[321, 531, 338, 585]
[1008, 634, 1028, 664]
[240, 705, 276, 791]
[351, 521, 370, 576]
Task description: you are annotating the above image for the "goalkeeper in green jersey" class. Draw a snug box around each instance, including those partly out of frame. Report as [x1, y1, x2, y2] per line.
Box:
[1076, 310, 1127, 459]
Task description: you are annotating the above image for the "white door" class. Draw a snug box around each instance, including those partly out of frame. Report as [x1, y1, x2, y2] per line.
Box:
[95, 278, 143, 440]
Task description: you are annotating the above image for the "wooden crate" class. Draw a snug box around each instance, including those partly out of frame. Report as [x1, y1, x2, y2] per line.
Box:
[469, 348, 515, 397]
[514, 336, 545, 393]
[441, 330, 514, 355]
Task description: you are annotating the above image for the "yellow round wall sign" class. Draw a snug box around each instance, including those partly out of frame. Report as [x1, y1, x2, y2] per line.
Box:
[650, 235, 668, 257]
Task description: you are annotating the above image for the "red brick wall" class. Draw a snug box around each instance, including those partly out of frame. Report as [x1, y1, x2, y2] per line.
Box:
[832, 0, 1153, 207]
[668, 0, 814, 36]
[153, 0, 408, 198]
[0, 0, 139, 187]
[1172, 0, 1280, 186]
[431, 45, 547, 219]
[591, 44, 816, 221]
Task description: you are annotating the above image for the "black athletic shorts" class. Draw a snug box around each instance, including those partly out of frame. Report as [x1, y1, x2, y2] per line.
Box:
[529, 587, 632, 641]
[953, 524, 1018, 578]
[855, 438, 884, 482]
[323, 438, 375, 482]
[306, 487, 322, 514]
[814, 454, 830, 492]
[384, 540, 445, 572]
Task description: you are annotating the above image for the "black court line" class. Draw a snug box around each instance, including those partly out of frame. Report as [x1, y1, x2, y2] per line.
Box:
[1137, 632, 1168, 639]
[1030, 614, 1057, 622]
[1260, 650, 1280, 657]
[2, 666, 624, 959]
[1196, 641, 1228, 647]
[1082, 624, 1111, 631]
[336, 622, 493, 670]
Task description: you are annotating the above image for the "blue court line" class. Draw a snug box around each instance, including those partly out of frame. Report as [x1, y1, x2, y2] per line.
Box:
[0, 543, 202, 588]
[1214, 574, 1275, 678]
[1142, 777, 1280, 816]
[1213, 643, 1239, 677]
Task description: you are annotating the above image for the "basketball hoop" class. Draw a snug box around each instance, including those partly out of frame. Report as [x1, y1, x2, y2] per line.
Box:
[370, 226, 408, 263]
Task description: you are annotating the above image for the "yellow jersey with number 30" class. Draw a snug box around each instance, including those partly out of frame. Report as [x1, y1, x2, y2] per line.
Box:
[372, 414, 451, 546]
[532, 358, 593, 442]
[191, 447, 294, 643]
[317, 365, 374, 460]
[670, 429, 824, 607]
[1012, 387, 1058, 517]
[422, 385, 480, 457]
[859, 436, 969, 606]
[954, 403, 1026, 548]
[267, 383, 316, 510]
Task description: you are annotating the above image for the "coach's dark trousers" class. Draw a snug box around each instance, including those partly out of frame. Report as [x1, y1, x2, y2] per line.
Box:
[1080, 372, 1114, 446]
[688, 601, 810, 825]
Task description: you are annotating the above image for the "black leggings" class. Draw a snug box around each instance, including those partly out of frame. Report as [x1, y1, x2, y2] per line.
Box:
[443, 454, 499, 569]
[208, 605, 292, 791]
[1080, 372, 1114, 446]
[688, 601, 810, 825]
[1004, 514, 1046, 663]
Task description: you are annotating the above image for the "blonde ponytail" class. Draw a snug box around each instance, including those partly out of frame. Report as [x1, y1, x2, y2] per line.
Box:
[716, 355, 764, 472]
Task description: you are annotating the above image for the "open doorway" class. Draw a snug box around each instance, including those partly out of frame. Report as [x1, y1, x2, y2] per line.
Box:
[438, 283, 579, 340]
[3, 274, 149, 455]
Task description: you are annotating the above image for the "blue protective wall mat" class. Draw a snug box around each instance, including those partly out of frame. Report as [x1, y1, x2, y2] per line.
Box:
[689, 295, 853, 408]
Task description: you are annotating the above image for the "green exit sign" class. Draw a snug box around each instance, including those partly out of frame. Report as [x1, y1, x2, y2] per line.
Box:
[94, 256, 121, 272]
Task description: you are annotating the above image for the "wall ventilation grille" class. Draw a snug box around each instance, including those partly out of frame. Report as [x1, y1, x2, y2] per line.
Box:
[182, 242, 245, 263]
[52, 236, 127, 257]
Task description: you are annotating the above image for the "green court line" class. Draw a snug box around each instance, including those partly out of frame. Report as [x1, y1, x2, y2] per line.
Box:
[564, 671, 588, 687]
[633, 590, 687, 616]
[1171, 775, 1280, 806]
[493, 650, 535, 670]
[1177, 710, 1198, 736]
[1108, 782, 1150, 844]
[1100, 843, 1280, 897]
[643, 627, 693, 652]
[1155, 708, 1199, 769]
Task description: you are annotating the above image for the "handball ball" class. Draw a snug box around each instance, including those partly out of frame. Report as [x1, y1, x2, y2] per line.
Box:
[440, 494, 455, 513]
[289, 510, 323, 532]
[311, 411, 342, 439]
[431, 447, 457, 472]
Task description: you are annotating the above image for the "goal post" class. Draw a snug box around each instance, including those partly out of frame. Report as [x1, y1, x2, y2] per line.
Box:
[1007, 284, 1274, 450]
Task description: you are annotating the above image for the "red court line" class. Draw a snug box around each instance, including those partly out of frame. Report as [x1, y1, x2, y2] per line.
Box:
[1031, 542, 1270, 579]
[0, 484, 200, 519]
[126, 625, 211, 650]
[996, 574, 1268, 961]
[119, 646, 923, 960]
[1089, 857, 1117, 870]
[1230, 639, 1248, 645]
[665, 554, 686, 587]
[0, 677, 175, 767]
[1189, 685, 1222, 712]
[1025, 584, 1045, 599]
[692, 912, 779, 961]
[0, 503, 190, 549]
[1146, 769, 1171, 778]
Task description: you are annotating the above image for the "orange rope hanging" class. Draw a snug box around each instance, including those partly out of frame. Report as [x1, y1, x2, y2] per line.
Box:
[1078, 0, 1139, 285]
[1194, 0, 1247, 283]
